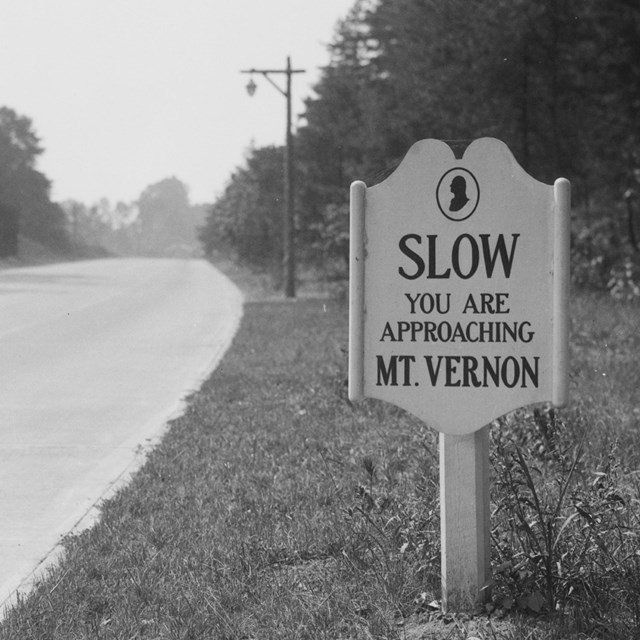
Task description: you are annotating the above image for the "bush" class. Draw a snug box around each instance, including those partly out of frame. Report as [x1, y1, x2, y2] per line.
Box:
[571, 203, 640, 300]
[491, 414, 640, 635]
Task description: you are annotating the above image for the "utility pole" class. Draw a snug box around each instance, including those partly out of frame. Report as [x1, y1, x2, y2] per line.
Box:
[241, 56, 305, 298]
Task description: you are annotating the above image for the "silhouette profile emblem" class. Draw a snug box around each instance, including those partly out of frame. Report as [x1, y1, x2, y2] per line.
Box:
[436, 168, 480, 221]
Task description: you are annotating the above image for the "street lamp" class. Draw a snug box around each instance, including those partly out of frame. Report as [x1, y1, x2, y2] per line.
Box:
[241, 56, 305, 298]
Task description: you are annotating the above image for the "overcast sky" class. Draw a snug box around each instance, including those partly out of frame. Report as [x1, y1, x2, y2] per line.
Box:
[0, 0, 355, 205]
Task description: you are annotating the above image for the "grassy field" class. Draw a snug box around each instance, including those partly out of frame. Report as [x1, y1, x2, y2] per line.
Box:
[0, 267, 638, 639]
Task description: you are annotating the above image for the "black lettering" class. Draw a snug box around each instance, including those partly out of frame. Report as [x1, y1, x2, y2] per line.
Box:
[419, 293, 435, 313]
[482, 356, 501, 387]
[502, 323, 517, 342]
[501, 356, 520, 388]
[462, 356, 482, 387]
[435, 293, 451, 314]
[437, 321, 452, 342]
[398, 234, 424, 280]
[397, 321, 410, 341]
[521, 356, 539, 387]
[518, 322, 534, 343]
[451, 323, 466, 341]
[480, 292, 495, 313]
[495, 292, 510, 313]
[404, 292, 420, 313]
[425, 321, 437, 341]
[380, 322, 396, 342]
[480, 233, 520, 278]
[424, 355, 443, 385]
[410, 321, 423, 342]
[376, 355, 398, 386]
[465, 321, 479, 342]
[445, 356, 461, 386]
[427, 235, 451, 279]
[452, 234, 479, 279]
[462, 293, 480, 314]
[398, 355, 415, 386]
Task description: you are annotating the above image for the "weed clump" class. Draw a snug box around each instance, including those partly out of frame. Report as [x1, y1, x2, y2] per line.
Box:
[491, 407, 640, 637]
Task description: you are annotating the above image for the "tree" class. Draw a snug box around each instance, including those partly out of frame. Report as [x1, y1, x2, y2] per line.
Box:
[200, 146, 284, 269]
[209, 0, 639, 294]
[298, 0, 640, 296]
[0, 201, 19, 258]
[137, 177, 199, 256]
[298, 0, 640, 202]
[0, 106, 70, 254]
[61, 198, 132, 256]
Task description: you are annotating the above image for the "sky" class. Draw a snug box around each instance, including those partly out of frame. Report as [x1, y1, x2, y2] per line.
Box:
[0, 0, 356, 205]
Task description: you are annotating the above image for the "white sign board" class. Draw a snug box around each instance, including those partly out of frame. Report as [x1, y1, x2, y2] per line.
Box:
[349, 138, 570, 435]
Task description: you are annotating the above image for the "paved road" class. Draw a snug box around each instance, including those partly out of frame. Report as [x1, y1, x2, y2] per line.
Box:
[0, 258, 242, 611]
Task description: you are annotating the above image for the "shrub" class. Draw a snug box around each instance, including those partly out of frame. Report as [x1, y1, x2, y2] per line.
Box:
[571, 203, 640, 300]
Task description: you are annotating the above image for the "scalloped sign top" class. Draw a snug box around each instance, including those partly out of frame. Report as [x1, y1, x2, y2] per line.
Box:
[349, 138, 570, 435]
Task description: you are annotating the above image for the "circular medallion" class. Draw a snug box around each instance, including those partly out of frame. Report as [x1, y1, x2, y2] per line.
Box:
[436, 168, 480, 221]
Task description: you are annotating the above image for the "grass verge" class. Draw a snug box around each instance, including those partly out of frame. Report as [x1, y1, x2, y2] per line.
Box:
[0, 274, 638, 639]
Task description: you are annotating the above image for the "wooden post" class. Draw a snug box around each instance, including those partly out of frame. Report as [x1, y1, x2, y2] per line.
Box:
[283, 56, 295, 298]
[239, 59, 306, 299]
[440, 426, 491, 612]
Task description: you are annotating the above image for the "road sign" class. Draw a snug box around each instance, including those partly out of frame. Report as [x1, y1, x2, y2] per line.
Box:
[349, 137, 569, 434]
[348, 137, 570, 610]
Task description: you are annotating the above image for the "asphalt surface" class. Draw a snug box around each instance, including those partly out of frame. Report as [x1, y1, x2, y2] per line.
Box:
[0, 258, 242, 613]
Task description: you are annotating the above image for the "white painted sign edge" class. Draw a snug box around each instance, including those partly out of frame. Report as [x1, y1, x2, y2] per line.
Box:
[552, 177, 571, 406]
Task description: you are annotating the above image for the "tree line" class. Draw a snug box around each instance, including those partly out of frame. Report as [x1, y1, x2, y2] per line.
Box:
[0, 107, 69, 258]
[63, 177, 206, 258]
[0, 104, 203, 261]
[200, 0, 640, 297]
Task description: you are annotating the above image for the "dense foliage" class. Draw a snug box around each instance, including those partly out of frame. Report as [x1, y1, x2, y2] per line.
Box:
[199, 146, 284, 269]
[0, 107, 70, 257]
[199, 0, 640, 296]
[137, 177, 203, 256]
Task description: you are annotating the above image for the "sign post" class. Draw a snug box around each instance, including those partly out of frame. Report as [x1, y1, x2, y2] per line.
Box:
[439, 428, 490, 610]
[349, 138, 570, 611]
